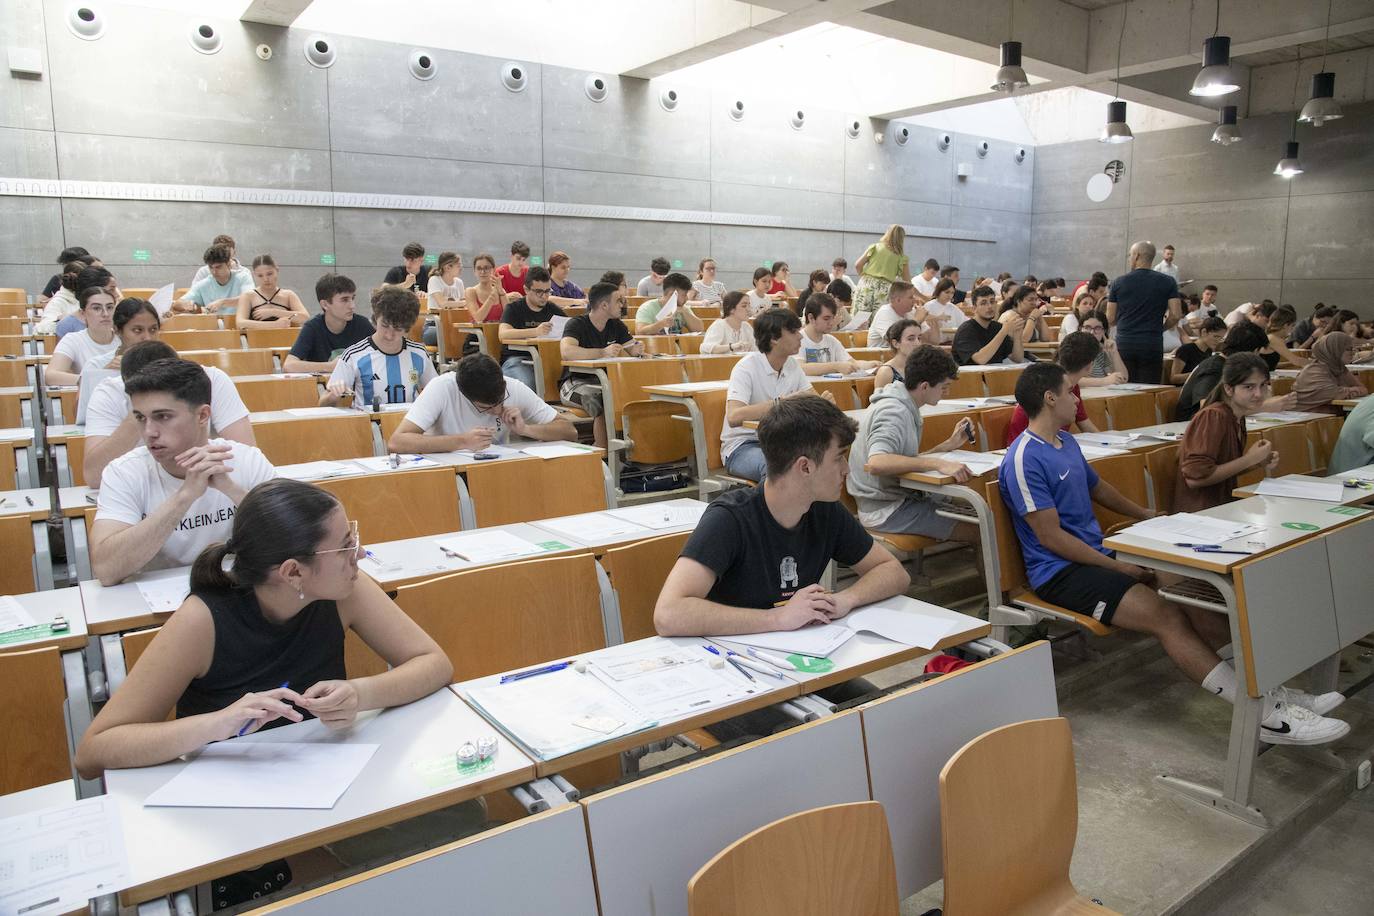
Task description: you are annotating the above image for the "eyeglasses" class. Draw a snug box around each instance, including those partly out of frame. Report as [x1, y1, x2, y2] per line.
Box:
[312, 520, 362, 559]
[86, 303, 116, 315]
[470, 393, 507, 416]
[527, 286, 551, 296]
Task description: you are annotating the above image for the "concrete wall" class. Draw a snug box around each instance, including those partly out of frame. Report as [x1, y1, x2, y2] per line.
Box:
[1030, 100, 1374, 314]
[0, 0, 1034, 304]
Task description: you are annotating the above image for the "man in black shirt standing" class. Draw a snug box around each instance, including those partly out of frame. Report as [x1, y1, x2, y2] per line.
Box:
[654, 396, 908, 636]
[383, 242, 430, 295]
[559, 282, 644, 448]
[1106, 240, 1182, 384]
[498, 265, 564, 391]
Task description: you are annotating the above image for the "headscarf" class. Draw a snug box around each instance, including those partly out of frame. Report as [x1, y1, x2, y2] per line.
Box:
[1294, 332, 1365, 413]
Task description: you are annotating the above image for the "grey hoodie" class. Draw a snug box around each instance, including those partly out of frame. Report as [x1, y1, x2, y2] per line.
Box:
[847, 381, 927, 514]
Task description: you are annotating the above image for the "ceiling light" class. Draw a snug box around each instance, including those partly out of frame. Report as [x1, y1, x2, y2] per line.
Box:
[1274, 141, 1303, 178]
[1100, 100, 1133, 144]
[1298, 71, 1343, 126]
[991, 41, 1029, 93]
[1190, 35, 1240, 97]
[1211, 105, 1242, 145]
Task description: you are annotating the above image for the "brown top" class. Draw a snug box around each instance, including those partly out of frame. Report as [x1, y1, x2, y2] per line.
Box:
[1174, 400, 1245, 513]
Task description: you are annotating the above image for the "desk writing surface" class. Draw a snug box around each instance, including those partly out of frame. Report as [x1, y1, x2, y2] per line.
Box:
[78, 565, 189, 635]
[362, 522, 578, 589]
[0, 779, 76, 819]
[0, 487, 53, 519]
[525, 498, 705, 551]
[106, 689, 536, 906]
[642, 381, 727, 396]
[1206, 494, 1371, 535]
[1234, 475, 1374, 506]
[0, 586, 87, 652]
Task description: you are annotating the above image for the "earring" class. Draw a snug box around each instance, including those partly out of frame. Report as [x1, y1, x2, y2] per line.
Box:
[297, 587, 305, 600]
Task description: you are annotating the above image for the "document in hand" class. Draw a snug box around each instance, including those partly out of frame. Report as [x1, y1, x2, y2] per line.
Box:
[656, 292, 678, 321]
[541, 315, 571, 339]
[841, 311, 871, 331]
[143, 742, 380, 809]
[936, 449, 1002, 476]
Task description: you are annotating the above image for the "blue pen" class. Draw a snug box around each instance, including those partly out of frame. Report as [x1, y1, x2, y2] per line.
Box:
[720, 646, 784, 679]
[239, 681, 291, 737]
[703, 645, 756, 682]
[500, 660, 574, 684]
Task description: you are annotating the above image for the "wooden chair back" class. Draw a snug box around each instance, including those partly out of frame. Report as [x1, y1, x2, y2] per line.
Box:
[0, 514, 37, 594]
[694, 388, 730, 472]
[1269, 376, 1294, 397]
[346, 553, 606, 679]
[376, 410, 408, 443]
[161, 313, 221, 331]
[809, 378, 859, 410]
[0, 335, 24, 357]
[233, 376, 320, 412]
[0, 646, 71, 794]
[982, 368, 1024, 397]
[63, 434, 87, 487]
[1105, 392, 1159, 430]
[979, 406, 1013, 452]
[688, 801, 899, 916]
[244, 327, 301, 349]
[675, 335, 703, 356]
[600, 530, 692, 642]
[623, 401, 692, 465]
[0, 317, 23, 334]
[1080, 398, 1109, 431]
[0, 393, 23, 429]
[1086, 452, 1149, 533]
[435, 308, 474, 363]
[1240, 422, 1315, 486]
[463, 452, 607, 526]
[52, 388, 80, 425]
[251, 415, 374, 464]
[920, 411, 975, 451]
[607, 360, 686, 432]
[159, 329, 241, 351]
[1144, 443, 1180, 514]
[683, 355, 740, 383]
[182, 348, 275, 376]
[0, 361, 30, 387]
[121, 626, 161, 673]
[0, 303, 29, 319]
[637, 335, 679, 356]
[1307, 415, 1344, 473]
[1154, 387, 1181, 424]
[0, 289, 29, 305]
[316, 467, 461, 544]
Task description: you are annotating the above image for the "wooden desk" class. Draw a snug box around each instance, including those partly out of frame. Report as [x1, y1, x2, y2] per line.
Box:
[0, 427, 37, 489]
[644, 382, 728, 486]
[78, 565, 189, 636]
[0, 586, 87, 653]
[106, 689, 538, 906]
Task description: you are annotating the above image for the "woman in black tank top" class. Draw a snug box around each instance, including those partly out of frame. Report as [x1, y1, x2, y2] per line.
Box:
[75, 479, 452, 778]
[234, 254, 310, 330]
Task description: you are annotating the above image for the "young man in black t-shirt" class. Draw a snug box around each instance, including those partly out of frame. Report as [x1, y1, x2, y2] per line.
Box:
[1169, 315, 1226, 384]
[655, 396, 908, 636]
[952, 285, 1024, 366]
[382, 242, 430, 295]
[559, 281, 643, 448]
[283, 274, 375, 374]
[498, 265, 564, 391]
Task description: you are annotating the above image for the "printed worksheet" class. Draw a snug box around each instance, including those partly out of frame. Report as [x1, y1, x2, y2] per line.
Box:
[0, 796, 130, 915]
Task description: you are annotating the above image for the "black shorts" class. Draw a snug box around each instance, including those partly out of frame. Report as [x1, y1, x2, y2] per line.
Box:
[1034, 561, 1137, 626]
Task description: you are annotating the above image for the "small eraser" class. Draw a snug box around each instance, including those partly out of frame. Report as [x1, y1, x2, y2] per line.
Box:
[50, 616, 68, 632]
[456, 742, 478, 766]
[573, 661, 587, 673]
[477, 736, 497, 760]
[708, 657, 725, 669]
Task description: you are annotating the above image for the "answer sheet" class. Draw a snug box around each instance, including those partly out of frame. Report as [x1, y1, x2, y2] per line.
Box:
[843, 604, 961, 649]
[1253, 478, 1346, 502]
[135, 576, 190, 614]
[1121, 513, 1264, 544]
[436, 530, 546, 564]
[0, 795, 131, 915]
[283, 407, 347, 418]
[605, 502, 706, 530]
[534, 512, 649, 543]
[276, 460, 360, 481]
[143, 741, 379, 809]
[0, 594, 37, 635]
[519, 444, 596, 459]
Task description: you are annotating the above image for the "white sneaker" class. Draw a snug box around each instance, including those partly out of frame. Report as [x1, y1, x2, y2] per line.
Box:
[1268, 685, 1345, 717]
[1260, 702, 1350, 746]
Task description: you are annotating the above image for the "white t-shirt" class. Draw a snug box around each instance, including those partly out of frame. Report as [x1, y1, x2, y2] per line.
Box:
[426, 274, 465, 305]
[1060, 312, 1082, 336]
[53, 329, 120, 375]
[923, 298, 965, 333]
[1224, 302, 1254, 327]
[913, 273, 938, 299]
[867, 303, 918, 347]
[797, 332, 849, 367]
[701, 319, 755, 354]
[35, 288, 80, 335]
[721, 352, 812, 458]
[833, 274, 856, 289]
[745, 290, 772, 316]
[402, 372, 556, 443]
[691, 280, 727, 303]
[84, 367, 250, 437]
[95, 439, 276, 571]
[329, 337, 436, 409]
[1154, 260, 1180, 280]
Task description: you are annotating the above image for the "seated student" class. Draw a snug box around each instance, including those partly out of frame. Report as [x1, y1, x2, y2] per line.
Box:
[75, 478, 453, 778]
[745, 267, 776, 315]
[464, 252, 507, 323]
[382, 241, 430, 295]
[1075, 312, 1128, 387]
[599, 270, 631, 316]
[1175, 353, 1280, 513]
[90, 359, 277, 585]
[798, 293, 877, 376]
[767, 261, 798, 298]
[953, 285, 1026, 366]
[494, 241, 531, 304]
[635, 256, 670, 298]
[55, 266, 123, 340]
[83, 340, 253, 489]
[848, 345, 980, 544]
[1169, 316, 1226, 384]
[497, 265, 565, 390]
[700, 291, 755, 354]
[823, 278, 856, 329]
[1328, 394, 1374, 475]
[77, 297, 162, 423]
[45, 287, 120, 387]
[939, 264, 965, 304]
[873, 318, 922, 389]
[283, 274, 373, 374]
[190, 234, 252, 288]
[1224, 298, 1269, 327]
[1000, 362, 1346, 745]
[38, 246, 91, 306]
[234, 255, 309, 330]
[390, 353, 576, 454]
[635, 272, 704, 335]
[426, 251, 465, 308]
[1177, 321, 1294, 422]
[1264, 305, 1309, 369]
[546, 251, 586, 307]
[831, 257, 855, 289]
[322, 287, 435, 410]
[691, 258, 727, 304]
[1003, 332, 1104, 445]
[795, 269, 830, 315]
[1289, 304, 1335, 349]
[721, 308, 832, 482]
[1000, 286, 1052, 344]
[173, 245, 253, 315]
[911, 258, 940, 302]
[655, 395, 909, 637]
[1293, 333, 1369, 415]
[559, 282, 644, 449]
[1321, 309, 1374, 357]
[866, 281, 938, 348]
[35, 258, 90, 333]
[1060, 282, 1105, 337]
[922, 278, 966, 336]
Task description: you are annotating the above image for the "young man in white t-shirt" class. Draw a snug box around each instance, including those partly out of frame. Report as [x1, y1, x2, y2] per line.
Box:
[797, 294, 877, 377]
[867, 281, 939, 348]
[388, 353, 577, 454]
[91, 358, 276, 585]
[911, 258, 940, 301]
[321, 287, 436, 410]
[82, 341, 254, 489]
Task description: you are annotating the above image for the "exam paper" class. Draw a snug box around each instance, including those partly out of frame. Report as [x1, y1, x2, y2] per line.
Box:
[938, 449, 1002, 476]
[136, 576, 190, 614]
[456, 443, 523, 458]
[144, 741, 379, 809]
[435, 530, 545, 564]
[842, 604, 959, 649]
[1252, 411, 1321, 423]
[277, 460, 360, 481]
[1074, 432, 1139, 447]
[1075, 444, 1130, 459]
[519, 444, 594, 459]
[0, 595, 37, 635]
[722, 624, 856, 658]
[149, 283, 174, 312]
[593, 656, 757, 718]
[605, 502, 706, 530]
[540, 315, 571, 339]
[535, 512, 649, 543]
[656, 292, 678, 321]
[352, 455, 439, 472]
[0, 795, 131, 916]
[1254, 477, 1346, 502]
[1121, 513, 1263, 544]
[841, 311, 870, 331]
[283, 407, 345, 418]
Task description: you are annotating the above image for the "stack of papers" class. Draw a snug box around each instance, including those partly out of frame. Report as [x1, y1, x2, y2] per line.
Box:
[1076, 443, 1130, 459]
[938, 449, 1002, 476]
[0, 595, 36, 635]
[144, 742, 379, 809]
[587, 646, 759, 718]
[284, 407, 345, 418]
[436, 530, 546, 564]
[1254, 477, 1346, 502]
[1252, 411, 1319, 423]
[722, 595, 974, 657]
[278, 460, 359, 480]
[136, 576, 190, 614]
[606, 502, 707, 530]
[520, 444, 594, 459]
[0, 796, 131, 915]
[1120, 513, 1264, 544]
[456, 443, 522, 459]
[1074, 432, 1140, 448]
[1106, 383, 1158, 391]
[535, 512, 649, 543]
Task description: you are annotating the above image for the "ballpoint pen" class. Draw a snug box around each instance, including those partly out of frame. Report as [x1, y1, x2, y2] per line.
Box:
[499, 660, 574, 684]
[239, 682, 291, 736]
[703, 645, 755, 682]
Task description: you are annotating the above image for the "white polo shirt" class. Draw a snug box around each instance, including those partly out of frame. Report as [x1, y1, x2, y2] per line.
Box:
[721, 352, 812, 459]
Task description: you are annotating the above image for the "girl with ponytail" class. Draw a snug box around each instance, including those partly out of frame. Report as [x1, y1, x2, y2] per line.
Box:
[1174, 352, 1279, 513]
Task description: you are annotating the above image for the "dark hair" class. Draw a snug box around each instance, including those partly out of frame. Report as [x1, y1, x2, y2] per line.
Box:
[1218, 320, 1268, 355]
[77, 286, 112, 310]
[455, 354, 507, 404]
[1268, 305, 1297, 334]
[758, 396, 857, 479]
[473, 252, 497, 270]
[1198, 316, 1227, 335]
[721, 290, 747, 318]
[203, 245, 232, 266]
[903, 345, 958, 390]
[315, 273, 356, 303]
[1022, 275, 1038, 286]
[939, 265, 959, 278]
[587, 281, 617, 311]
[1086, 277, 1108, 293]
[889, 280, 914, 301]
[1079, 310, 1109, 331]
[754, 307, 801, 353]
[1057, 331, 1101, 375]
[124, 358, 212, 408]
[1000, 279, 1019, 297]
[884, 318, 922, 350]
[59, 259, 92, 292]
[510, 241, 531, 258]
[752, 267, 772, 285]
[1333, 309, 1359, 330]
[1014, 362, 1067, 419]
[211, 234, 236, 249]
[1053, 278, 1065, 288]
[548, 251, 570, 269]
[996, 272, 1013, 283]
[1203, 284, 1218, 294]
[402, 242, 425, 260]
[825, 279, 852, 304]
[803, 292, 837, 321]
[970, 285, 995, 304]
[372, 287, 420, 330]
[251, 254, 276, 270]
[113, 297, 159, 332]
[832, 258, 847, 269]
[1037, 280, 1056, 294]
[191, 479, 342, 591]
[1090, 271, 1109, 286]
[57, 246, 90, 264]
[599, 270, 625, 288]
[1313, 305, 1337, 320]
[1205, 352, 1270, 407]
[770, 261, 789, 277]
[1010, 285, 1039, 310]
[1254, 301, 1278, 320]
[933, 278, 956, 299]
[75, 266, 113, 293]
[525, 265, 551, 287]
[808, 269, 829, 291]
[119, 340, 178, 382]
[650, 257, 671, 275]
[923, 259, 940, 272]
[662, 272, 692, 295]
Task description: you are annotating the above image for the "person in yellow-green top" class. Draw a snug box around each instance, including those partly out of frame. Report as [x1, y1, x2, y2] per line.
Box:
[853, 224, 912, 316]
[635, 272, 704, 335]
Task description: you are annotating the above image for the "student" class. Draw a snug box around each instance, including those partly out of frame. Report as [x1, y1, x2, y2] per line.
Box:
[322, 287, 435, 410]
[76, 297, 162, 423]
[824, 278, 857, 329]
[1003, 332, 1104, 444]
[848, 345, 980, 544]
[1070, 272, 1108, 308]
[1177, 321, 1294, 421]
[745, 268, 775, 315]
[911, 258, 940, 301]
[1000, 286, 1051, 343]
[939, 265, 965, 304]
[636, 257, 671, 298]
[493, 241, 530, 302]
[35, 259, 96, 335]
[1328, 395, 1374, 475]
[234, 255, 309, 330]
[390, 353, 576, 454]
[174, 245, 253, 314]
[75, 478, 452, 778]
[1169, 316, 1226, 384]
[599, 271, 631, 316]
[873, 318, 923, 389]
[425, 251, 465, 308]
[383, 242, 430, 295]
[1289, 304, 1334, 349]
[83, 340, 254, 489]
[922, 278, 966, 336]
[953, 285, 1025, 366]
[38, 246, 91, 306]
[53, 266, 119, 339]
[867, 281, 936, 348]
[1060, 284, 1103, 336]
[635, 272, 703, 335]
[90, 359, 276, 585]
[1175, 353, 1280, 513]
[1264, 305, 1308, 368]
[1224, 298, 1270, 328]
[700, 291, 755, 354]
[45, 287, 120, 387]
[655, 395, 909, 636]
[767, 261, 798, 298]
[691, 258, 726, 304]
[853, 225, 911, 315]
[497, 265, 565, 389]
[1293, 333, 1368, 415]
[559, 282, 643, 448]
[463, 252, 507, 323]
[1075, 313, 1128, 386]
[546, 252, 586, 307]
[721, 308, 830, 482]
[283, 274, 373, 374]
[831, 258, 855, 289]
[190, 234, 252, 288]
[798, 294, 877, 376]
[795, 269, 830, 315]
[999, 362, 1346, 745]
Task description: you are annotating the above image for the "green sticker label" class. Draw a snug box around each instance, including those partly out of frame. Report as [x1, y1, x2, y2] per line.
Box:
[671, 259, 683, 269]
[1327, 506, 1368, 516]
[1282, 521, 1320, 531]
[412, 752, 496, 788]
[0, 624, 59, 646]
[423, 253, 438, 266]
[762, 260, 773, 269]
[132, 249, 151, 262]
[530, 256, 543, 266]
[786, 654, 833, 673]
[538, 540, 571, 551]
[320, 253, 336, 265]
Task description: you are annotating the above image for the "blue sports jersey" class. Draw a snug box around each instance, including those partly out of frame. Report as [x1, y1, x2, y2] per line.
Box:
[998, 429, 1106, 589]
[329, 338, 436, 408]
